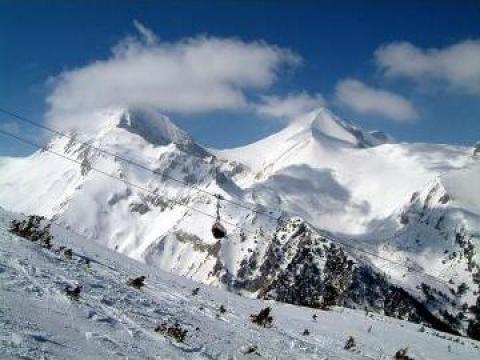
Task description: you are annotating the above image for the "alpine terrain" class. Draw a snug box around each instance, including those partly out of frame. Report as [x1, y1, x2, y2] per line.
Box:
[2, 207, 479, 359]
[1, 106, 479, 343]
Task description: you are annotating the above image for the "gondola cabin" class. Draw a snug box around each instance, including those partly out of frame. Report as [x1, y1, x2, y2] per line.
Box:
[212, 221, 227, 239]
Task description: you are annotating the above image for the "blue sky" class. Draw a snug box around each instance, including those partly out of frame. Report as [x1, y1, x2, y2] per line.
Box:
[1, 1, 480, 156]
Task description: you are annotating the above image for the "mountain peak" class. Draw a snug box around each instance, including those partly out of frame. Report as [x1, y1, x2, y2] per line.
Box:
[70, 106, 210, 156]
[45, 107, 210, 160]
[112, 107, 211, 156]
[289, 107, 393, 148]
[115, 107, 191, 147]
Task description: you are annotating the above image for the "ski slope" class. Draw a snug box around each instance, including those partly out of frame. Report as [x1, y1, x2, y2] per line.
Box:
[1, 207, 478, 359]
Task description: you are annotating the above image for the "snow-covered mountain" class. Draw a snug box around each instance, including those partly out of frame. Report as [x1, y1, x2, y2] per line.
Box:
[0, 106, 479, 340]
[3, 207, 479, 359]
[216, 108, 471, 236]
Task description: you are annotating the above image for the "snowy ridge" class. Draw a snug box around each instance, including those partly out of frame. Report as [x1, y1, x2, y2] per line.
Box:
[375, 166, 480, 338]
[1, 207, 479, 359]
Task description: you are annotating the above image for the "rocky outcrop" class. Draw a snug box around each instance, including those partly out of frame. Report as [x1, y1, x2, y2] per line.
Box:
[202, 218, 461, 336]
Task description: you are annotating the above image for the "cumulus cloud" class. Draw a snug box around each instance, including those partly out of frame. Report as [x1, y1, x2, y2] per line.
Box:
[375, 40, 480, 94]
[335, 79, 418, 122]
[46, 21, 300, 132]
[256, 92, 326, 120]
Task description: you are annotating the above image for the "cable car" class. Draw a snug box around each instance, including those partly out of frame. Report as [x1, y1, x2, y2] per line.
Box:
[212, 221, 227, 239]
[212, 194, 227, 239]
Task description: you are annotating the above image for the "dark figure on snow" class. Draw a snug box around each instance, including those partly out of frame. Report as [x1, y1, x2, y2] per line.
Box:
[65, 285, 81, 300]
[127, 275, 146, 289]
[250, 307, 273, 328]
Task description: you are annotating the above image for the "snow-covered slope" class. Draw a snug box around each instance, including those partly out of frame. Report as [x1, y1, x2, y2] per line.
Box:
[217, 108, 471, 236]
[1, 207, 479, 359]
[216, 108, 480, 338]
[371, 162, 480, 339]
[1, 106, 479, 340]
[0, 107, 223, 261]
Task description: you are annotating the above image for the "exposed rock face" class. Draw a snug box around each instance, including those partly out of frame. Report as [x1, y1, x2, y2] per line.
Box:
[381, 179, 480, 338]
[208, 220, 460, 336]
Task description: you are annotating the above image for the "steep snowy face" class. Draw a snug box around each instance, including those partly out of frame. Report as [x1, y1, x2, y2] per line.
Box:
[309, 108, 393, 147]
[217, 108, 391, 173]
[346, 158, 480, 340]
[68, 107, 207, 156]
[116, 107, 208, 156]
[117, 107, 190, 146]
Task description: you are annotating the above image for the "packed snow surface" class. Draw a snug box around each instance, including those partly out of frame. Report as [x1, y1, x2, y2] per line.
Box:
[1, 207, 479, 359]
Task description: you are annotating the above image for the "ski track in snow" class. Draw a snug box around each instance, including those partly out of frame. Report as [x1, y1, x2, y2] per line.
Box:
[1, 208, 479, 359]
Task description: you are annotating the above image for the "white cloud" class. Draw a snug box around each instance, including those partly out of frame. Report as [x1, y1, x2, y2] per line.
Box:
[256, 92, 326, 120]
[46, 21, 300, 132]
[132, 19, 157, 45]
[335, 79, 418, 122]
[375, 40, 480, 94]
